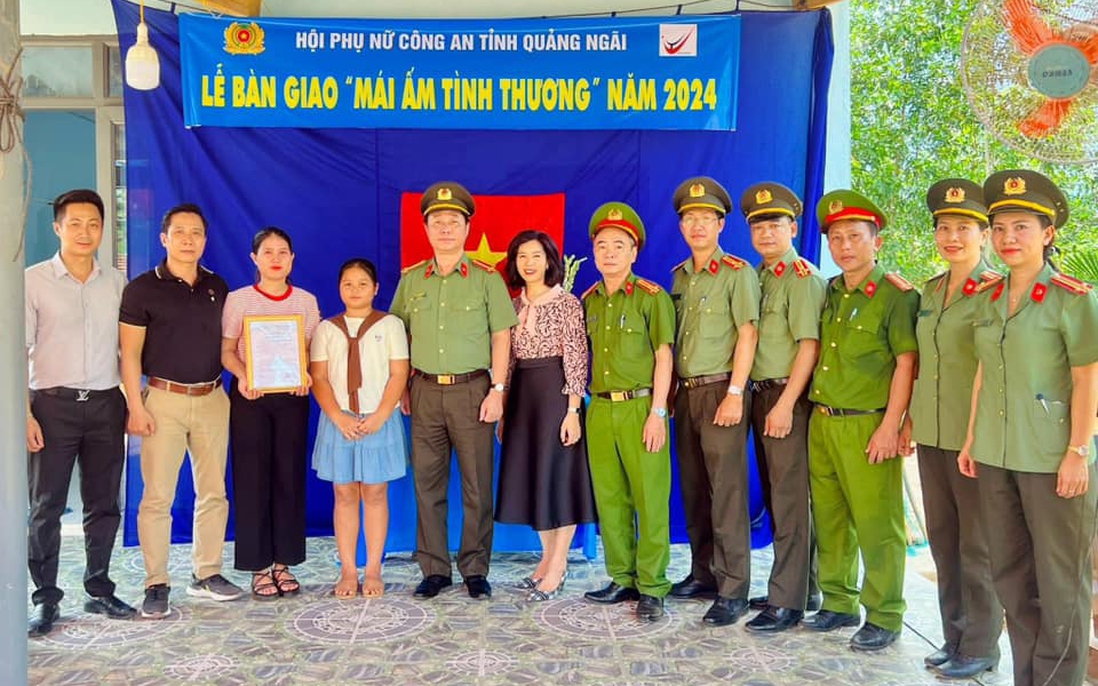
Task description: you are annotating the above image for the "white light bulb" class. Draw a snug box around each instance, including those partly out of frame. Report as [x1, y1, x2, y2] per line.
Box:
[125, 22, 160, 91]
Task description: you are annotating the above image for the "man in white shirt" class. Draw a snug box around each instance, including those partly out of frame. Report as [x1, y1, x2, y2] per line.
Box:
[25, 189, 134, 635]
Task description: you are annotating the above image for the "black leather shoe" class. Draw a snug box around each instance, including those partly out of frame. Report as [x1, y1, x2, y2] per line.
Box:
[636, 594, 664, 621]
[936, 654, 998, 679]
[802, 609, 860, 632]
[805, 592, 822, 612]
[413, 575, 453, 599]
[28, 603, 59, 636]
[923, 643, 958, 668]
[584, 582, 640, 604]
[751, 593, 821, 612]
[83, 594, 137, 619]
[849, 622, 900, 651]
[702, 596, 749, 626]
[669, 574, 717, 599]
[464, 575, 492, 599]
[745, 605, 803, 632]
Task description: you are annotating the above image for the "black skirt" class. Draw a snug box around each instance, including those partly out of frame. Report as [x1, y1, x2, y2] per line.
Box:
[495, 357, 598, 530]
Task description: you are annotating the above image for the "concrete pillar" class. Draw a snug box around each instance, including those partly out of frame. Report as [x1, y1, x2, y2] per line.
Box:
[0, 0, 28, 683]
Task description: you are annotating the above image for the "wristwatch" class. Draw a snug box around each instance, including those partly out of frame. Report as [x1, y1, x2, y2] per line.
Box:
[651, 407, 668, 419]
[727, 384, 744, 396]
[566, 406, 581, 414]
[491, 382, 506, 393]
[1068, 443, 1092, 459]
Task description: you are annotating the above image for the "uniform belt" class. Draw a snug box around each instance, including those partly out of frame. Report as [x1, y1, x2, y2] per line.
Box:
[815, 404, 885, 417]
[147, 376, 223, 396]
[416, 369, 489, 385]
[679, 373, 731, 390]
[594, 388, 652, 402]
[751, 378, 789, 393]
[34, 386, 118, 402]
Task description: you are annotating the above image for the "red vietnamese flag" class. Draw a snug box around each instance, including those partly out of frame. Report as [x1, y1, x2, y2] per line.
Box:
[400, 192, 566, 282]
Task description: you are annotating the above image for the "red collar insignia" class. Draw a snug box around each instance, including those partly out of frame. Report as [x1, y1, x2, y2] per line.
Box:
[424, 263, 435, 278]
[708, 260, 720, 275]
[962, 278, 977, 296]
[774, 261, 786, 277]
[992, 281, 1005, 301]
[864, 281, 877, 298]
[624, 280, 635, 296]
[1031, 282, 1047, 303]
[460, 262, 469, 278]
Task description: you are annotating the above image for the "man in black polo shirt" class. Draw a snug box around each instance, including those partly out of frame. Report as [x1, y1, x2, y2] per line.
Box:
[119, 203, 243, 618]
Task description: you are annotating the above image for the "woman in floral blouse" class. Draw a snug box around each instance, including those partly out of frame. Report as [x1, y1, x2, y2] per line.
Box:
[495, 230, 597, 601]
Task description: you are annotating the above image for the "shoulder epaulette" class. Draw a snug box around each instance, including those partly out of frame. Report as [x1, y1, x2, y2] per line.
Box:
[402, 259, 429, 275]
[980, 269, 1003, 281]
[792, 258, 814, 279]
[635, 278, 662, 295]
[884, 272, 915, 292]
[581, 283, 599, 300]
[973, 276, 1003, 294]
[671, 258, 689, 273]
[721, 254, 747, 271]
[1050, 272, 1094, 295]
[470, 259, 496, 273]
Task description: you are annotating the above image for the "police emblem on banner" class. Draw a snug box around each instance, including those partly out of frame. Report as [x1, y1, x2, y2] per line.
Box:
[224, 22, 265, 55]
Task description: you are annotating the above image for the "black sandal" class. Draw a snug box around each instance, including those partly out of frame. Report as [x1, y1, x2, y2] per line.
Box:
[251, 570, 280, 600]
[272, 565, 300, 597]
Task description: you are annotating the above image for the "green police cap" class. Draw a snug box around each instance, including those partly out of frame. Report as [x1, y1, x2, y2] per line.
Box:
[672, 176, 732, 216]
[816, 189, 888, 233]
[421, 181, 475, 218]
[740, 182, 803, 222]
[925, 179, 988, 224]
[589, 201, 646, 250]
[983, 169, 1068, 229]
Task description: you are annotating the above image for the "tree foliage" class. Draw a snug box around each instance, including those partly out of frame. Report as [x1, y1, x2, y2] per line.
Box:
[850, 0, 1098, 285]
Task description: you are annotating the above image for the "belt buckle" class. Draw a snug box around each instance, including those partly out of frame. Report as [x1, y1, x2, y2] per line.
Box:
[437, 374, 455, 385]
[609, 391, 628, 402]
[683, 378, 696, 390]
[76, 390, 90, 402]
[817, 405, 831, 416]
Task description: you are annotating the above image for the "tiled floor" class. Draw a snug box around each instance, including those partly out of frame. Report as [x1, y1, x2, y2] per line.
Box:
[27, 535, 1020, 685]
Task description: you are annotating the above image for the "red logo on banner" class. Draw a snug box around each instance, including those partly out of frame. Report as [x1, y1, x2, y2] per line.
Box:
[400, 193, 567, 279]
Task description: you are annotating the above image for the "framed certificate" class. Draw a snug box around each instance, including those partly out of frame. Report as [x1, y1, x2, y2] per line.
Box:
[243, 314, 307, 393]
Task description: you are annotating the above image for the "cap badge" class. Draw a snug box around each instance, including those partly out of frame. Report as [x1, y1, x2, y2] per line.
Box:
[945, 187, 965, 203]
[437, 187, 453, 201]
[828, 200, 844, 214]
[1004, 177, 1026, 195]
[689, 183, 706, 198]
[756, 188, 773, 204]
[607, 208, 623, 221]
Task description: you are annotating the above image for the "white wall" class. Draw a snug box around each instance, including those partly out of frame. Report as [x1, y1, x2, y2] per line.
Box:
[20, 0, 116, 36]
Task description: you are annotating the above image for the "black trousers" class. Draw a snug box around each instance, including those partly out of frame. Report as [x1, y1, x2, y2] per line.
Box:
[229, 380, 309, 571]
[27, 388, 126, 605]
[750, 387, 817, 609]
[674, 382, 752, 599]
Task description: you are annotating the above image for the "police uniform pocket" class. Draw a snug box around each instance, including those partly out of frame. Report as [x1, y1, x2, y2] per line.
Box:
[620, 312, 650, 357]
[406, 296, 435, 341]
[758, 297, 789, 340]
[454, 296, 488, 337]
[699, 302, 731, 339]
[1028, 396, 1070, 451]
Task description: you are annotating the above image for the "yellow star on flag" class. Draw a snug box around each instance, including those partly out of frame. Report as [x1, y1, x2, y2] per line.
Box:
[466, 234, 506, 268]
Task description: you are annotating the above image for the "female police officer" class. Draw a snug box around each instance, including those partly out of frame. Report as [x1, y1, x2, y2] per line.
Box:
[959, 169, 1098, 686]
[906, 179, 1002, 678]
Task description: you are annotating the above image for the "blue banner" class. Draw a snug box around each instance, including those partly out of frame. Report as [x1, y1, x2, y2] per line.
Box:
[179, 14, 740, 130]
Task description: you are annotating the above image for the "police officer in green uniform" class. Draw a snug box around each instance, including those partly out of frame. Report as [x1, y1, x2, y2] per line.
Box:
[390, 181, 519, 601]
[738, 182, 827, 632]
[958, 170, 1098, 686]
[905, 179, 1002, 678]
[664, 177, 761, 627]
[581, 201, 677, 621]
[801, 190, 918, 652]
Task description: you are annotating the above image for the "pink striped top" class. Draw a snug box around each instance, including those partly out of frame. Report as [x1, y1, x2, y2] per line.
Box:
[222, 285, 322, 364]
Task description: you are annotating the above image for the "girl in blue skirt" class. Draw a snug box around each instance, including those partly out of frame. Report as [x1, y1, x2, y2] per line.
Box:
[310, 258, 409, 598]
